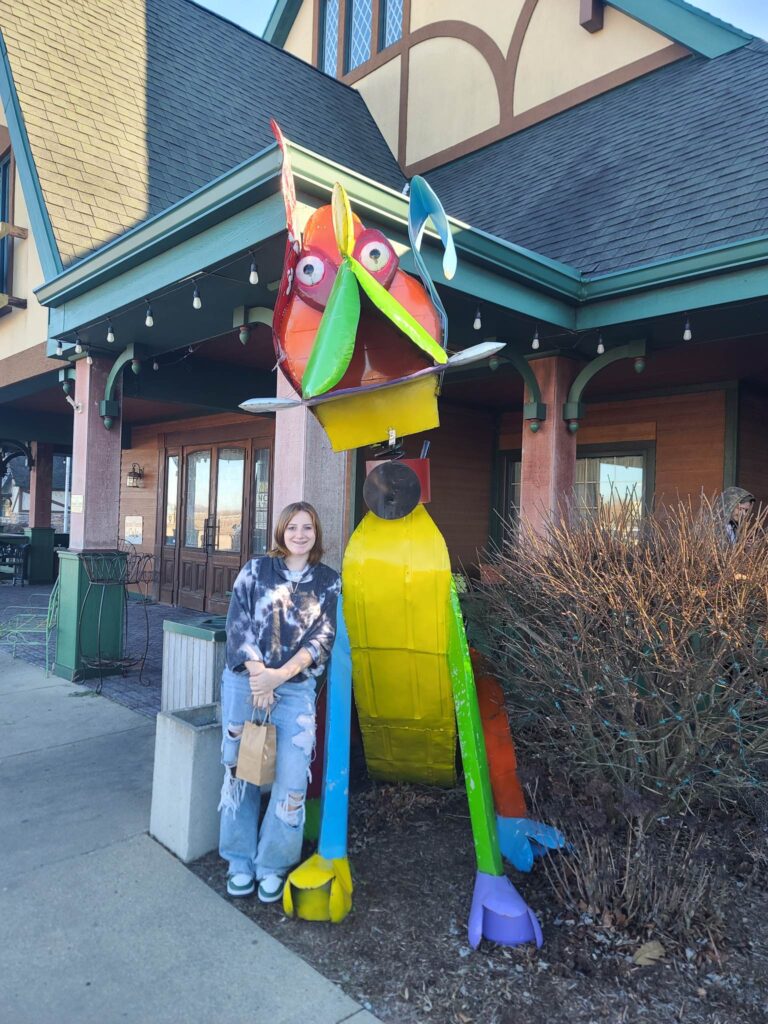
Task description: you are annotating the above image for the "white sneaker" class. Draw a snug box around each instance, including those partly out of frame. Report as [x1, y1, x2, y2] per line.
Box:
[227, 873, 255, 897]
[257, 873, 285, 903]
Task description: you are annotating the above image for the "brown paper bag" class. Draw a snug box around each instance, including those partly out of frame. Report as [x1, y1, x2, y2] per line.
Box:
[236, 714, 276, 786]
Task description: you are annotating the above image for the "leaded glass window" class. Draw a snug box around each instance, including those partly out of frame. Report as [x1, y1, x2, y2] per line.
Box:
[381, 0, 403, 49]
[347, 0, 373, 71]
[321, 0, 340, 76]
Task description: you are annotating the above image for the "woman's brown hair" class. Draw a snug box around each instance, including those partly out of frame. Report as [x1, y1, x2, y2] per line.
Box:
[269, 501, 324, 565]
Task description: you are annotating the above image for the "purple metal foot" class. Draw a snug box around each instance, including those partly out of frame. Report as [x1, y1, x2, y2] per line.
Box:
[467, 871, 544, 950]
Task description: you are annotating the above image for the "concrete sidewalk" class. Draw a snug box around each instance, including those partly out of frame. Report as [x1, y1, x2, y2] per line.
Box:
[0, 655, 379, 1024]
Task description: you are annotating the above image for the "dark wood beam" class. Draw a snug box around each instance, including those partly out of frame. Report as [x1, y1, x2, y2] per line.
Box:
[580, 0, 604, 33]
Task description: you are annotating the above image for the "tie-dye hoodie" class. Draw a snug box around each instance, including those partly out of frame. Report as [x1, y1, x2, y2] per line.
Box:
[225, 556, 341, 678]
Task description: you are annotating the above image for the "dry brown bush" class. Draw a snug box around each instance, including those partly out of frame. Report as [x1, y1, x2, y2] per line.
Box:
[467, 498, 768, 821]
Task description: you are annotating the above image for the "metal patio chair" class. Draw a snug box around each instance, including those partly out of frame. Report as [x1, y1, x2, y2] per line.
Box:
[0, 577, 60, 675]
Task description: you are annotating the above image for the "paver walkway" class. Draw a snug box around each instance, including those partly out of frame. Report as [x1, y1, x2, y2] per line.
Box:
[0, 654, 380, 1024]
[0, 582, 202, 717]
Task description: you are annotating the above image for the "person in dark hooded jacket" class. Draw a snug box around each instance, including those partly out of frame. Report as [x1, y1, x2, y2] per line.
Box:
[717, 486, 755, 544]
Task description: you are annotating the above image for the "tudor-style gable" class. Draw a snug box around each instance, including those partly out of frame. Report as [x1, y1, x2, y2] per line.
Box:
[270, 0, 749, 173]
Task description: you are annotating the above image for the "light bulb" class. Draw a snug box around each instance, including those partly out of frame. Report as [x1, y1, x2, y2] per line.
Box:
[86, 350, 93, 366]
[192, 284, 202, 310]
[597, 335, 605, 355]
[532, 328, 540, 351]
[145, 302, 154, 328]
[683, 317, 692, 342]
[106, 320, 115, 343]
[473, 307, 482, 331]
[249, 258, 259, 285]
[239, 325, 250, 346]
[488, 355, 500, 372]
[74, 336, 83, 355]
[152, 360, 159, 371]
[56, 340, 63, 356]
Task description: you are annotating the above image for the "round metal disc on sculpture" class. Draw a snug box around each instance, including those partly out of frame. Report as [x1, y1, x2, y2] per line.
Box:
[364, 461, 421, 520]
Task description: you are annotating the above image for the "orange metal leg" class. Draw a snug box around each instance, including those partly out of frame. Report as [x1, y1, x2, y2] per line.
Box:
[472, 651, 528, 820]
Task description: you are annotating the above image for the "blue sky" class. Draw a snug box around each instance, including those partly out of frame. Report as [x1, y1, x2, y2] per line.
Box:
[195, 1, 768, 41]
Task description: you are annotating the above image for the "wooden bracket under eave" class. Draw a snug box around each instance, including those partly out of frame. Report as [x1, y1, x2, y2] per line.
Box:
[0, 222, 29, 241]
[580, 0, 604, 33]
[0, 296, 27, 312]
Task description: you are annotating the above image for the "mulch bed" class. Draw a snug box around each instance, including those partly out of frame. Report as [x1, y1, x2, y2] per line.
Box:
[190, 773, 767, 1024]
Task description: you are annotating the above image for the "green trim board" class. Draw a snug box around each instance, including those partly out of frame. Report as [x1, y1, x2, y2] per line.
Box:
[263, 0, 302, 47]
[0, 32, 62, 280]
[576, 260, 768, 330]
[606, 0, 750, 57]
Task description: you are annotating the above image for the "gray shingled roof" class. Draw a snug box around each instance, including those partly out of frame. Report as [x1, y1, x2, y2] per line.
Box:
[427, 39, 768, 277]
[143, 0, 404, 214]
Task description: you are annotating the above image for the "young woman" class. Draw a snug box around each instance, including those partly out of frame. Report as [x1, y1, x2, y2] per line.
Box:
[219, 502, 341, 902]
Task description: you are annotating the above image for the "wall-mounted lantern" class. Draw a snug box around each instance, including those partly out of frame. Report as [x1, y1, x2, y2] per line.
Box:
[126, 463, 144, 488]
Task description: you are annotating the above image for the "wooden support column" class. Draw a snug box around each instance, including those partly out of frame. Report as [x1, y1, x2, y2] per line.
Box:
[271, 374, 354, 571]
[28, 442, 53, 528]
[519, 357, 578, 537]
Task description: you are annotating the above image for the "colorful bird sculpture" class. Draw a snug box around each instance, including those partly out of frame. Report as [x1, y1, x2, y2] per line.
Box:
[241, 124, 564, 949]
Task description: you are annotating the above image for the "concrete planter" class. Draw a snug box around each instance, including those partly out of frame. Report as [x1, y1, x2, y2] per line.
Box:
[161, 619, 227, 712]
[150, 703, 222, 863]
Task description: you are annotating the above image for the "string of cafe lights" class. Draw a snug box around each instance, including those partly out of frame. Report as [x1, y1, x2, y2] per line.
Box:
[54, 249, 265, 360]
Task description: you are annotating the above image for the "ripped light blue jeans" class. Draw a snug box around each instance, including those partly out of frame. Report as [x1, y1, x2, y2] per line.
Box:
[218, 666, 316, 880]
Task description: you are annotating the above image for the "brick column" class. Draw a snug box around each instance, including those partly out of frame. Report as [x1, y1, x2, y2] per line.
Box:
[69, 356, 122, 551]
[29, 442, 53, 528]
[271, 374, 354, 571]
[55, 356, 124, 680]
[519, 356, 578, 537]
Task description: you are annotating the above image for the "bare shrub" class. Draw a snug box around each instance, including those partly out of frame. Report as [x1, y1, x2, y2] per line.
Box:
[537, 810, 726, 945]
[469, 498, 768, 820]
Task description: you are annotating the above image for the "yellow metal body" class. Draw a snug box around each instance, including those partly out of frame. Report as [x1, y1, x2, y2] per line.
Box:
[316, 375, 439, 452]
[343, 505, 457, 785]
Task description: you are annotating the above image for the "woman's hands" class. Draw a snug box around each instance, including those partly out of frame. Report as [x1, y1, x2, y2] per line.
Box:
[244, 647, 315, 709]
[246, 660, 286, 709]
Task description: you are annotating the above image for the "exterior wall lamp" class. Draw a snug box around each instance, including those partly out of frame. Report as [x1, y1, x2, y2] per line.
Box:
[126, 463, 144, 488]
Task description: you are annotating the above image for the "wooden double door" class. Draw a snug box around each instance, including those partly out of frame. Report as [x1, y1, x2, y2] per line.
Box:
[159, 435, 272, 614]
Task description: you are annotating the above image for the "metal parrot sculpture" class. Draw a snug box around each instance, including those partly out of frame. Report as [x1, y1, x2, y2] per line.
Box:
[241, 123, 564, 948]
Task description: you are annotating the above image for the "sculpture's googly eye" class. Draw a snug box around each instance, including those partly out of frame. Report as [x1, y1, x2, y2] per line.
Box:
[360, 240, 393, 274]
[296, 255, 326, 286]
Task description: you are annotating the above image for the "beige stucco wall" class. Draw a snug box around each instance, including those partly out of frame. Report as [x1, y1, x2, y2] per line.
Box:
[283, 0, 315, 64]
[514, 0, 670, 114]
[0, 161, 50, 359]
[406, 36, 499, 166]
[410, 0, 528, 53]
[355, 56, 402, 159]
